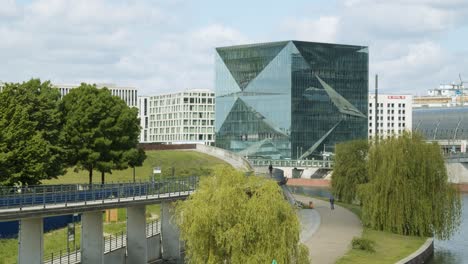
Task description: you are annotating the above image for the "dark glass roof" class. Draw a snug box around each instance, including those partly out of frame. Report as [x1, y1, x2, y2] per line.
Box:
[413, 107, 468, 140]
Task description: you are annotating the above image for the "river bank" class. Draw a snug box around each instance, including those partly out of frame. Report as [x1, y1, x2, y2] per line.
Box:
[287, 179, 468, 193]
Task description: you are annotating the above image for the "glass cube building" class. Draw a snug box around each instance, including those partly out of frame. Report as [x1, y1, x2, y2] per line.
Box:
[215, 40, 368, 159]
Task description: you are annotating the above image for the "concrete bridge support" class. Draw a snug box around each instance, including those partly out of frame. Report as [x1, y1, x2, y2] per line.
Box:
[127, 205, 147, 264]
[18, 218, 43, 264]
[81, 211, 104, 264]
[161, 202, 182, 262]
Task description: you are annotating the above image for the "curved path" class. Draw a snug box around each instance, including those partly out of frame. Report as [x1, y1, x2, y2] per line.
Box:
[295, 195, 362, 264]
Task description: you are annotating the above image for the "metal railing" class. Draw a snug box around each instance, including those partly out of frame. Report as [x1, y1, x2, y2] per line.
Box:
[43, 219, 161, 264]
[43, 246, 81, 264]
[249, 159, 334, 168]
[0, 176, 198, 211]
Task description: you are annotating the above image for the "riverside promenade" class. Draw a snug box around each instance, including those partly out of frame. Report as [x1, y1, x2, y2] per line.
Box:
[295, 194, 362, 264]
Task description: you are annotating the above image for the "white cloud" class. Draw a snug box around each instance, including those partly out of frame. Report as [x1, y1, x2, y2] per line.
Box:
[280, 16, 340, 43]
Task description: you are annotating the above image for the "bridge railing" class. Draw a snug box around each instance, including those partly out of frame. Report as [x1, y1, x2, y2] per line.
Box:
[43, 219, 161, 264]
[0, 176, 199, 211]
[249, 159, 334, 168]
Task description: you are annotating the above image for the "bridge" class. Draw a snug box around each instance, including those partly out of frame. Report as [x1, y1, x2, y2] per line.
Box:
[0, 177, 198, 264]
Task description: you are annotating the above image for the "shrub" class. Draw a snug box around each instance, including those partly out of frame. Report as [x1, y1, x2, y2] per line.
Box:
[351, 237, 375, 253]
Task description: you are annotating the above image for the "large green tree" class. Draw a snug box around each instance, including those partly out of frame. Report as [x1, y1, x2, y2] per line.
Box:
[60, 84, 141, 184]
[0, 79, 65, 185]
[358, 133, 461, 239]
[174, 166, 310, 264]
[331, 139, 369, 203]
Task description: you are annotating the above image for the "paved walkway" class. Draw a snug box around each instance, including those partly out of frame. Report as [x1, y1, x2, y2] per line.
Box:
[295, 195, 362, 264]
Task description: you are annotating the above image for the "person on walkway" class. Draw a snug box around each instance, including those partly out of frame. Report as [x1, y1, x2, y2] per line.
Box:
[329, 195, 335, 210]
[268, 164, 273, 177]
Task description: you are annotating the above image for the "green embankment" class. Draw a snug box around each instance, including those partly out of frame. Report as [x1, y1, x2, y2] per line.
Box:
[0, 150, 229, 263]
[43, 150, 229, 184]
[334, 201, 428, 264]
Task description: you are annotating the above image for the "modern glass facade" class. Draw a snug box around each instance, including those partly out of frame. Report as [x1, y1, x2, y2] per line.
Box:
[215, 41, 368, 159]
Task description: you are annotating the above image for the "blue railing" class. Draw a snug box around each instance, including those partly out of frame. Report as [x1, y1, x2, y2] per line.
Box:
[248, 159, 334, 168]
[0, 176, 198, 210]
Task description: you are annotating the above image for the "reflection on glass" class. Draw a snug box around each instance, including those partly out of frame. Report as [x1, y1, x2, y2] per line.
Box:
[215, 41, 368, 159]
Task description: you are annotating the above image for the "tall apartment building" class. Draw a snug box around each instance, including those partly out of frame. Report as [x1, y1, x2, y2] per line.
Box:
[139, 89, 215, 145]
[368, 94, 413, 139]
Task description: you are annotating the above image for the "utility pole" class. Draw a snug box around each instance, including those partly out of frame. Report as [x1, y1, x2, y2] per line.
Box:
[459, 74, 465, 107]
[375, 74, 379, 142]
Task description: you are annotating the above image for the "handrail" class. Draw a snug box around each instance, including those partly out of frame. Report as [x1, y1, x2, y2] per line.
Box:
[43, 219, 161, 264]
[0, 176, 199, 211]
[248, 159, 334, 168]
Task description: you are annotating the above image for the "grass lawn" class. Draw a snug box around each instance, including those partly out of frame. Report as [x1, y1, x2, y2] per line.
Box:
[336, 228, 427, 264]
[43, 150, 230, 184]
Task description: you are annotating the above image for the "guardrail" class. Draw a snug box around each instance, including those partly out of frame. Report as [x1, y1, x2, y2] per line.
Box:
[249, 159, 334, 168]
[0, 176, 198, 211]
[43, 219, 161, 264]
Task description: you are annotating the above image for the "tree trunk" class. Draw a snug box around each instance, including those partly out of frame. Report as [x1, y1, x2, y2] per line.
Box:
[101, 171, 105, 185]
[89, 169, 93, 185]
[133, 167, 136, 183]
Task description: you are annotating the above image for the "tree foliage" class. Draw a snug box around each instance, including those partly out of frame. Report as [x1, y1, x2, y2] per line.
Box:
[358, 133, 461, 239]
[60, 84, 141, 184]
[331, 139, 369, 203]
[174, 166, 310, 264]
[0, 79, 65, 185]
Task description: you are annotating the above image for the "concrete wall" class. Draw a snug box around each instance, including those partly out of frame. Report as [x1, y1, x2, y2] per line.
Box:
[104, 248, 125, 264]
[194, 144, 253, 172]
[147, 234, 161, 262]
[395, 238, 434, 264]
[446, 163, 468, 183]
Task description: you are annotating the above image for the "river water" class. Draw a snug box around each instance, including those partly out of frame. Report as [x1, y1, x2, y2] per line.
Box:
[288, 186, 468, 264]
[429, 194, 468, 264]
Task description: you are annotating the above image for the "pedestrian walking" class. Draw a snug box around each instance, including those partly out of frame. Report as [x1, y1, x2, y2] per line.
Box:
[268, 164, 273, 177]
[329, 195, 335, 210]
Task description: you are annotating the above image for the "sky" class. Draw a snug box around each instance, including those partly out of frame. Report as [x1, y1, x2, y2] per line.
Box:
[1, 0, 468, 96]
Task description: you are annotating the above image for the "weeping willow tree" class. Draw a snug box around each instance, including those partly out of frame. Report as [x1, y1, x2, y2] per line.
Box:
[331, 140, 369, 203]
[174, 166, 310, 264]
[358, 133, 461, 239]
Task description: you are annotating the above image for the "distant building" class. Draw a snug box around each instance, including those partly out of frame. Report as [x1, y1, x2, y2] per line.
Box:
[413, 107, 468, 153]
[368, 94, 413, 139]
[414, 83, 468, 108]
[139, 90, 215, 145]
[215, 40, 369, 159]
[55, 83, 138, 107]
[0, 81, 138, 107]
[138, 96, 150, 142]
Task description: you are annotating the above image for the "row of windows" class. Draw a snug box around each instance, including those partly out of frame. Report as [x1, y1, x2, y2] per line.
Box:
[151, 96, 214, 107]
[148, 133, 214, 142]
[369, 103, 407, 108]
[369, 109, 406, 115]
[149, 127, 214, 134]
[150, 112, 214, 121]
[147, 104, 215, 114]
[149, 119, 214, 128]
[370, 122, 406, 128]
[369, 129, 406, 134]
[369, 116, 407, 121]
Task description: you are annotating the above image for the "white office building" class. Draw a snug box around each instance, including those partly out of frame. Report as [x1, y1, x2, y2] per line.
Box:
[368, 94, 413, 139]
[56, 83, 138, 107]
[0, 81, 137, 107]
[138, 89, 215, 145]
